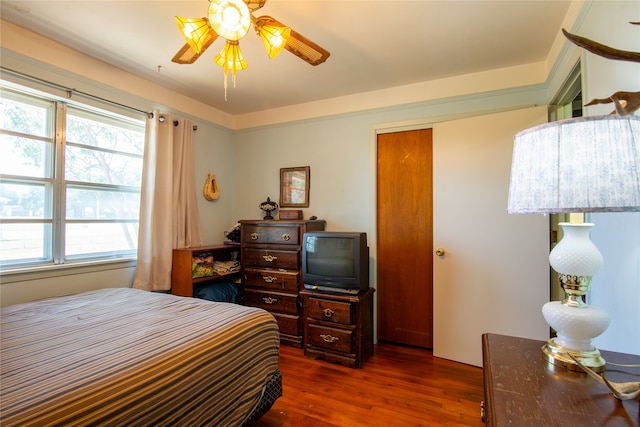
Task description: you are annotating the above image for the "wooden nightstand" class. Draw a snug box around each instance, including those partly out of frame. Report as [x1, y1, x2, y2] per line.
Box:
[482, 333, 640, 426]
[301, 287, 374, 368]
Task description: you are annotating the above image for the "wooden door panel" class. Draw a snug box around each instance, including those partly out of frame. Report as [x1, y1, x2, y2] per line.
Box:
[377, 128, 433, 348]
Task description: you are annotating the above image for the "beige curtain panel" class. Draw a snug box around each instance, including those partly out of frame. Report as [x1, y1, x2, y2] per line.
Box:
[133, 112, 203, 292]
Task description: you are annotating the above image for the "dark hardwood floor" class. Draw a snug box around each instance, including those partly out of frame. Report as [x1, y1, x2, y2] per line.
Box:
[255, 342, 485, 427]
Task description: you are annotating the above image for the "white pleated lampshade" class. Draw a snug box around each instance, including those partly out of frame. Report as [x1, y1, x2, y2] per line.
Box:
[507, 115, 640, 214]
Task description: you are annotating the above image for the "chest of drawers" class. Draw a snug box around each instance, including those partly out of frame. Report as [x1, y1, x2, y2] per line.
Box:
[240, 219, 325, 347]
[301, 287, 374, 368]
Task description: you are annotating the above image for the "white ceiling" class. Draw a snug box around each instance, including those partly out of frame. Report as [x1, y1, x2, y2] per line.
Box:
[0, 0, 572, 116]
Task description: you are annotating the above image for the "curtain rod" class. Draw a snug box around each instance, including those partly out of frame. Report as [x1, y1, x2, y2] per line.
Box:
[158, 115, 198, 131]
[1, 66, 154, 118]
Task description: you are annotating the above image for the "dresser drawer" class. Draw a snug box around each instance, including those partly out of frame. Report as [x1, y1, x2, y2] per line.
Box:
[307, 323, 354, 354]
[242, 248, 298, 269]
[307, 297, 353, 325]
[244, 267, 299, 292]
[272, 312, 300, 336]
[243, 225, 300, 245]
[244, 289, 298, 315]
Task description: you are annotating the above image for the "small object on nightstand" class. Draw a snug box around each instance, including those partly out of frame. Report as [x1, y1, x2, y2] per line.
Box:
[259, 197, 278, 220]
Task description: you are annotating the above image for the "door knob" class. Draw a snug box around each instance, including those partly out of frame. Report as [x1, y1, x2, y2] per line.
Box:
[435, 247, 446, 256]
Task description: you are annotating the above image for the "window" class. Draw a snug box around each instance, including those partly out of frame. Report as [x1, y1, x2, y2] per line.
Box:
[0, 85, 145, 269]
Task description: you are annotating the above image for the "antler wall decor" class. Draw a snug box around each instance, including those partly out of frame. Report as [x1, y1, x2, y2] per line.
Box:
[562, 23, 640, 116]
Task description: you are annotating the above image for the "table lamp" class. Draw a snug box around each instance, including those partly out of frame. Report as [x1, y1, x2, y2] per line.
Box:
[507, 115, 640, 372]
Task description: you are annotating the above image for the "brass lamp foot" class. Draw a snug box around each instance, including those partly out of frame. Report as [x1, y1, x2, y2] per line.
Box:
[542, 338, 606, 373]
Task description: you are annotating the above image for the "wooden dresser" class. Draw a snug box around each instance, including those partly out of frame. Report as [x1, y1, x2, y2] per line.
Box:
[300, 287, 374, 368]
[482, 333, 640, 427]
[240, 219, 326, 347]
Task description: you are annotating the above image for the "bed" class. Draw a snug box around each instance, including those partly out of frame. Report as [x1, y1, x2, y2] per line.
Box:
[0, 288, 282, 426]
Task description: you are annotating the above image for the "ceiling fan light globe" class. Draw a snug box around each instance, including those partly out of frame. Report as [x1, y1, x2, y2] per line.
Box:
[259, 25, 291, 59]
[209, 0, 251, 41]
[175, 16, 211, 54]
[214, 40, 248, 98]
[214, 40, 248, 70]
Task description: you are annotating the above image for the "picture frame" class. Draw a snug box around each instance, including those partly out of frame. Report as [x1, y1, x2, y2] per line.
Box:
[280, 166, 310, 208]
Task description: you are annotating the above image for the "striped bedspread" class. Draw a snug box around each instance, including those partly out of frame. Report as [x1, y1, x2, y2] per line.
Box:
[0, 288, 280, 426]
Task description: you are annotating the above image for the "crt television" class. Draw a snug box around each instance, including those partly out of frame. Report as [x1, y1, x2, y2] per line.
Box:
[302, 231, 369, 294]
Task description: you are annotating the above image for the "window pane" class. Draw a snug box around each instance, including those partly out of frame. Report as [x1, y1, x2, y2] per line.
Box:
[0, 182, 51, 219]
[66, 110, 144, 155]
[1, 82, 143, 269]
[65, 222, 138, 257]
[0, 223, 51, 263]
[0, 92, 51, 137]
[66, 187, 140, 220]
[0, 134, 53, 178]
[65, 145, 143, 186]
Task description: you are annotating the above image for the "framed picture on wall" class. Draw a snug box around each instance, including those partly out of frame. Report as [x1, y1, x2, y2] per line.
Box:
[280, 166, 310, 208]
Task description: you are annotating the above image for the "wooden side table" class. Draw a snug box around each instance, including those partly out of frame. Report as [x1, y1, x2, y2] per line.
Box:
[301, 288, 374, 368]
[482, 333, 639, 426]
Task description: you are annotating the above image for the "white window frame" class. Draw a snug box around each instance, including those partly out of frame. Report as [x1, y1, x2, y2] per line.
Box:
[0, 82, 144, 282]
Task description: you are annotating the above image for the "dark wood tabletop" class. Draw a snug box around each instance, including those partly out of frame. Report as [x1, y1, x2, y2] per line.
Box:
[482, 333, 640, 426]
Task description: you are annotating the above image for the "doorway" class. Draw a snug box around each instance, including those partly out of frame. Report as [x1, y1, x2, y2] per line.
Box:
[376, 128, 433, 348]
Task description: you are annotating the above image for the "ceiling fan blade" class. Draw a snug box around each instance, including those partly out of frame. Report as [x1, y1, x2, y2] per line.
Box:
[171, 27, 219, 64]
[244, 0, 267, 13]
[284, 28, 330, 66]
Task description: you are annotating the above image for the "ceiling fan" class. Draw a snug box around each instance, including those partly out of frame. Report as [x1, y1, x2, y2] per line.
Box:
[171, 0, 330, 97]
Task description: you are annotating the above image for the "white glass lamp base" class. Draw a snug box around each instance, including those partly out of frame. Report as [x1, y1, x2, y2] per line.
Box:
[542, 300, 610, 372]
[543, 223, 610, 373]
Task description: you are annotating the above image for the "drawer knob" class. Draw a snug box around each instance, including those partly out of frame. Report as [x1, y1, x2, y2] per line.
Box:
[262, 275, 277, 283]
[250, 232, 259, 240]
[282, 233, 290, 241]
[263, 297, 277, 304]
[262, 254, 278, 262]
[323, 308, 335, 318]
[320, 334, 339, 343]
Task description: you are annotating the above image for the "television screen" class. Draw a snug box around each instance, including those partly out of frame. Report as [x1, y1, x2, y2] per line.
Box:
[302, 231, 369, 294]
[305, 237, 355, 278]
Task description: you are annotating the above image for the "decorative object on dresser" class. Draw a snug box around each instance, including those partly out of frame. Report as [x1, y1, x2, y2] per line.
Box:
[300, 288, 374, 368]
[280, 166, 310, 208]
[279, 209, 303, 220]
[171, 244, 240, 299]
[482, 333, 640, 426]
[259, 197, 278, 220]
[240, 219, 326, 347]
[507, 115, 640, 373]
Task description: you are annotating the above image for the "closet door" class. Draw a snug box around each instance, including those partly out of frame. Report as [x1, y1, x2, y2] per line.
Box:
[432, 107, 549, 367]
[377, 128, 433, 348]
